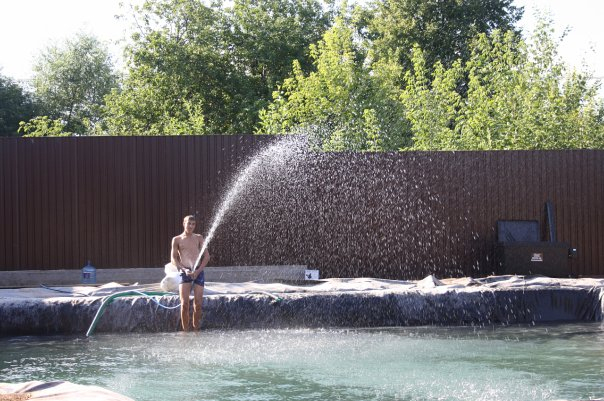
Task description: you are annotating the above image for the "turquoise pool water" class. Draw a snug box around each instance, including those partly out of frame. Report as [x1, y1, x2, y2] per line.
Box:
[1, 323, 603, 401]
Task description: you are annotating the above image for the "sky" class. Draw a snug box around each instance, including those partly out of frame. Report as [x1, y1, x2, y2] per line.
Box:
[0, 0, 603, 85]
[515, 0, 604, 80]
[0, 0, 141, 82]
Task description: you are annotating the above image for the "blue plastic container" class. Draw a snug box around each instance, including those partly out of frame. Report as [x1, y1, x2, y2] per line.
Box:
[81, 261, 96, 284]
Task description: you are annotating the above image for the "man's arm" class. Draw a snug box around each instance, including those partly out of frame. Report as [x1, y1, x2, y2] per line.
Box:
[170, 237, 187, 272]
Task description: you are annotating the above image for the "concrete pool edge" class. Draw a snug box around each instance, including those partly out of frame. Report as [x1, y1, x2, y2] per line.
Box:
[0, 265, 309, 287]
[1, 276, 603, 336]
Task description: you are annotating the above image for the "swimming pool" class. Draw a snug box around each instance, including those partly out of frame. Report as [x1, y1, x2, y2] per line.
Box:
[1, 323, 602, 401]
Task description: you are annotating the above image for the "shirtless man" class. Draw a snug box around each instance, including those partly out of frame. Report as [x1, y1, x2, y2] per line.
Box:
[171, 215, 210, 331]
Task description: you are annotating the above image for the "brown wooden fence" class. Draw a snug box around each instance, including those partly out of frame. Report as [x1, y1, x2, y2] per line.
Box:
[1, 136, 602, 278]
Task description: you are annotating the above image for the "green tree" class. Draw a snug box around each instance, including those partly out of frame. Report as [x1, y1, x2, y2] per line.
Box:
[400, 47, 463, 150]
[31, 33, 117, 135]
[18, 116, 70, 137]
[229, 0, 334, 101]
[0, 74, 36, 136]
[104, 66, 206, 136]
[368, 0, 523, 75]
[401, 22, 604, 150]
[105, 0, 332, 135]
[258, 15, 410, 151]
[105, 0, 225, 135]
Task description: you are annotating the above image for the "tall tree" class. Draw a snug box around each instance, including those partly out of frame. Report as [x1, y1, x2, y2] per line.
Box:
[401, 22, 604, 150]
[31, 33, 117, 134]
[258, 15, 410, 151]
[368, 0, 523, 75]
[229, 0, 334, 99]
[105, 0, 332, 135]
[0, 74, 36, 136]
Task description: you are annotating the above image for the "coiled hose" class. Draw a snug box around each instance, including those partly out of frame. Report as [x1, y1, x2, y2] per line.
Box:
[84, 289, 283, 336]
[86, 290, 179, 337]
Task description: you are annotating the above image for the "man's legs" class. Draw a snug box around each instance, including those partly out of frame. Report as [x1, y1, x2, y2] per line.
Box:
[192, 284, 204, 330]
[179, 282, 192, 331]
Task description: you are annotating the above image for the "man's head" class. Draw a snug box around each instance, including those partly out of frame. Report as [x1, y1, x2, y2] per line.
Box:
[183, 215, 196, 234]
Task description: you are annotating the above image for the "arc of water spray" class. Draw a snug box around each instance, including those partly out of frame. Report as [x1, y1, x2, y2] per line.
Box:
[193, 137, 303, 270]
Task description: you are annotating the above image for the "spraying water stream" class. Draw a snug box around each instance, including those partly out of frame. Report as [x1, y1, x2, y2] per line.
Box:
[190, 133, 465, 277]
[194, 136, 308, 269]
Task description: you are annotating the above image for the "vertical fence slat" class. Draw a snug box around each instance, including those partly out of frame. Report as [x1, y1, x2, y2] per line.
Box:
[139, 136, 148, 267]
[23, 140, 35, 268]
[577, 150, 587, 276]
[567, 151, 579, 275]
[12, 139, 21, 268]
[597, 151, 604, 276]
[144, 138, 154, 267]
[0, 139, 9, 268]
[48, 139, 58, 268]
[128, 137, 138, 267]
[33, 140, 44, 268]
[158, 136, 167, 265]
[585, 151, 596, 276]
[112, 137, 122, 267]
[87, 138, 97, 267]
[100, 138, 109, 267]
[6, 140, 15, 267]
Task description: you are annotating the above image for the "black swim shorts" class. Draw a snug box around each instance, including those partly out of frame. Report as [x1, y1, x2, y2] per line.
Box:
[180, 270, 205, 286]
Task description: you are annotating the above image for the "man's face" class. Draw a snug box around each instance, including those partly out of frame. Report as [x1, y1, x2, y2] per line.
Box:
[183, 218, 196, 234]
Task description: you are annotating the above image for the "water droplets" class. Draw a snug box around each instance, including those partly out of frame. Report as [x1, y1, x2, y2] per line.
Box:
[200, 129, 480, 278]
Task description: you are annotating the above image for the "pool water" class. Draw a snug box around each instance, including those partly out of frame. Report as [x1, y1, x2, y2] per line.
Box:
[1, 323, 603, 401]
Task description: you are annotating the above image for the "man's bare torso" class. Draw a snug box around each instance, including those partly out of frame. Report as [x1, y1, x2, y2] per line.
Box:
[174, 233, 203, 269]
